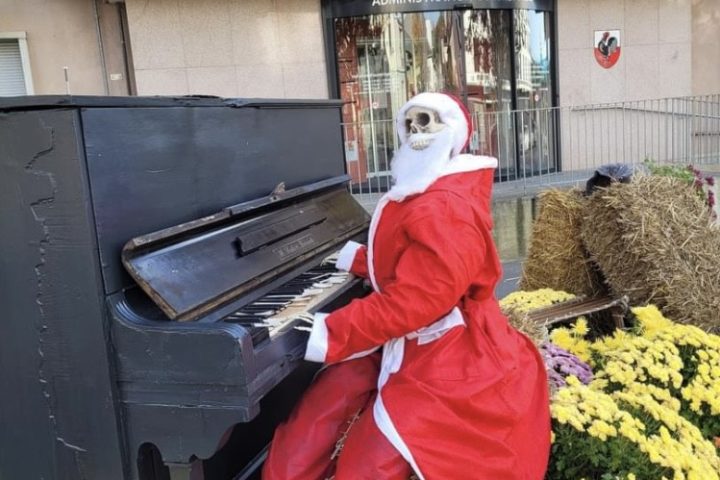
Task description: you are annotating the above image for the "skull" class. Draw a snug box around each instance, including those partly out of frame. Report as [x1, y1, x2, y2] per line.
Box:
[404, 106, 446, 150]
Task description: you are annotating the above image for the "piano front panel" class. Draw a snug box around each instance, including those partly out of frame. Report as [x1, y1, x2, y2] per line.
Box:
[0, 95, 366, 480]
[82, 103, 346, 295]
[111, 241, 369, 408]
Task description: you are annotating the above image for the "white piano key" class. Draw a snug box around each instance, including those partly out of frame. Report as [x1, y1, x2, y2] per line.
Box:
[326, 276, 348, 284]
[301, 288, 323, 296]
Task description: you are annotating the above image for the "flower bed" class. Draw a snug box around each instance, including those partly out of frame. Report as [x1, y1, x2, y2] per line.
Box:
[501, 290, 720, 479]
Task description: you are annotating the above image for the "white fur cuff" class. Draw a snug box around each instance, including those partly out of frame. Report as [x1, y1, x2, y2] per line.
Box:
[336, 241, 363, 272]
[304, 312, 329, 363]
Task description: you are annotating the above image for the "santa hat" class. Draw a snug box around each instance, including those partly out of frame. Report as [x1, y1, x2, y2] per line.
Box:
[396, 92, 472, 157]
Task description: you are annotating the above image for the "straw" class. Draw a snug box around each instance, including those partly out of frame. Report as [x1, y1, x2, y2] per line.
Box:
[520, 188, 606, 297]
[581, 175, 720, 331]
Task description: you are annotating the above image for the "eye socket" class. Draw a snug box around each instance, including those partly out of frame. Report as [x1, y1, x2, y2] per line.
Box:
[405, 118, 413, 132]
[415, 112, 430, 126]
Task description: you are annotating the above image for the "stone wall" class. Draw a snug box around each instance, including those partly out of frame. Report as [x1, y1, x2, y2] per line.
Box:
[0, 0, 105, 94]
[557, 0, 694, 106]
[125, 0, 329, 99]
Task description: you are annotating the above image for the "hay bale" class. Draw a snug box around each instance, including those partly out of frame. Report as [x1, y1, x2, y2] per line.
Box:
[501, 306, 548, 347]
[520, 188, 605, 297]
[581, 175, 720, 331]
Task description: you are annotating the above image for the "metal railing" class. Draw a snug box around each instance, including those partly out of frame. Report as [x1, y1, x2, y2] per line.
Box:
[342, 94, 720, 200]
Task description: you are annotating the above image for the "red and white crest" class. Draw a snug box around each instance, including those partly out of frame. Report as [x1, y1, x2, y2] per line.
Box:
[594, 30, 621, 69]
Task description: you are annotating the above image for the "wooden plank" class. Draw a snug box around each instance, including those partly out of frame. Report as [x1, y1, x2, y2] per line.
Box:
[528, 295, 629, 329]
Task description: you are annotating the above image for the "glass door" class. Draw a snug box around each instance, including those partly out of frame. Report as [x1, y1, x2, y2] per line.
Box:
[356, 39, 397, 177]
[402, 11, 464, 99]
[335, 14, 406, 189]
[514, 10, 555, 177]
[333, 8, 557, 190]
[462, 9, 515, 180]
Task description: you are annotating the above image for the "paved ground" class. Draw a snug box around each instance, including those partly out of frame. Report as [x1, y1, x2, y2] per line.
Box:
[497, 260, 523, 299]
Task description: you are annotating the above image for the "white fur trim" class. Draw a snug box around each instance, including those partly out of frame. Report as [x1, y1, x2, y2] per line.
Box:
[443, 154, 497, 175]
[370, 311, 465, 480]
[335, 240, 363, 272]
[374, 392, 425, 480]
[304, 312, 329, 363]
[397, 92, 469, 157]
[365, 150, 488, 477]
[405, 307, 465, 345]
[343, 346, 381, 361]
[386, 154, 498, 202]
[366, 195, 390, 292]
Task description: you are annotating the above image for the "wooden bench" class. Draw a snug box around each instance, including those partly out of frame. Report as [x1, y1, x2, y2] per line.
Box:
[527, 295, 629, 330]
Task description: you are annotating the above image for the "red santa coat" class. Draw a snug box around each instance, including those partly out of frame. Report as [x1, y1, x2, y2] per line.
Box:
[305, 157, 551, 479]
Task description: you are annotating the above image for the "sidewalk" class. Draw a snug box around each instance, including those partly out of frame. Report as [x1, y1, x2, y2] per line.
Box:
[497, 260, 523, 299]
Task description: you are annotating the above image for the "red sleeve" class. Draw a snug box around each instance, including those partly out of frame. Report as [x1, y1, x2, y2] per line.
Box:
[335, 240, 369, 279]
[311, 207, 486, 364]
[349, 245, 369, 278]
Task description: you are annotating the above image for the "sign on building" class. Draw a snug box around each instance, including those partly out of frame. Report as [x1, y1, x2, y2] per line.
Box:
[594, 30, 621, 69]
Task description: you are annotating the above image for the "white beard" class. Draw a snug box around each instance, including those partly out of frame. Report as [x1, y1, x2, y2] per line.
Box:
[389, 128, 454, 200]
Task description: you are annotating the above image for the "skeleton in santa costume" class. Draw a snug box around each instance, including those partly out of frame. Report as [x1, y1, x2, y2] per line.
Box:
[263, 93, 551, 480]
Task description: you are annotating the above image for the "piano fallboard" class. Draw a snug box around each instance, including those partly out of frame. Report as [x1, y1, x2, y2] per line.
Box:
[122, 184, 368, 322]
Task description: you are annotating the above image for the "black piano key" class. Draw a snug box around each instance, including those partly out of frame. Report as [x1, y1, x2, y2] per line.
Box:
[225, 315, 262, 323]
[270, 286, 307, 295]
[244, 306, 282, 314]
[219, 263, 343, 346]
[309, 264, 337, 273]
[284, 279, 315, 287]
[238, 308, 277, 316]
[247, 300, 291, 307]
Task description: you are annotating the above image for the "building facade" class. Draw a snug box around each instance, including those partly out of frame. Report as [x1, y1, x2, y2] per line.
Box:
[3, 0, 718, 100]
[1, 0, 719, 182]
[0, 0, 133, 96]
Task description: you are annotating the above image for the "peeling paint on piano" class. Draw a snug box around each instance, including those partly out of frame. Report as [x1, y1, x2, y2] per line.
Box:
[0, 96, 367, 479]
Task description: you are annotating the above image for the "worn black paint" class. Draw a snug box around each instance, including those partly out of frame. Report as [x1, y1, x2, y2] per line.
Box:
[0, 109, 127, 479]
[0, 96, 367, 480]
[123, 189, 367, 320]
[81, 104, 346, 294]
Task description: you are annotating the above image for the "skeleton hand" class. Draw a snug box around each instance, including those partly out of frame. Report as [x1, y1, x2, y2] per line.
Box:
[295, 313, 315, 325]
[293, 313, 315, 332]
[321, 252, 339, 266]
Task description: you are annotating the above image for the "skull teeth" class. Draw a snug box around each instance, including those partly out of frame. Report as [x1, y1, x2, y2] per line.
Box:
[410, 138, 431, 150]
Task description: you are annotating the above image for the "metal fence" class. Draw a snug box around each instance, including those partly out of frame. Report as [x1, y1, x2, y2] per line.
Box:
[342, 94, 720, 200]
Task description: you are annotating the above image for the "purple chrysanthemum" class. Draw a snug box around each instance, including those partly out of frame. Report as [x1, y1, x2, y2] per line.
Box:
[540, 342, 594, 390]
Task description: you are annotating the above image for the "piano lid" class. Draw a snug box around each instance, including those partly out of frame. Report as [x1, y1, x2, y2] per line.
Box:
[122, 177, 369, 321]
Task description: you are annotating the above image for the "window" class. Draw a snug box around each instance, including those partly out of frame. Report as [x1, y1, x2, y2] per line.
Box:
[330, 6, 557, 188]
[0, 32, 34, 96]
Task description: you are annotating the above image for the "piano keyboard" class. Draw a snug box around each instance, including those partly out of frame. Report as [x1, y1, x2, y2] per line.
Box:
[222, 263, 353, 345]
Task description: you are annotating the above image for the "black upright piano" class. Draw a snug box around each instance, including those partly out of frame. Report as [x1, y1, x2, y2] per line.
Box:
[0, 96, 370, 480]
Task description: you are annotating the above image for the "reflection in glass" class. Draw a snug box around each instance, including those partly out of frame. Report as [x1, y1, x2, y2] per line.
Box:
[463, 10, 515, 179]
[335, 15, 406, 186]
[334, 8, 557, 190]
[515, 10, 555, 176]
[403, 11, 463, 98]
